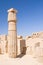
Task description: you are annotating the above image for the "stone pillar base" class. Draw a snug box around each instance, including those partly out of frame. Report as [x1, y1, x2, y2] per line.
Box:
[8, 53, 17, 58]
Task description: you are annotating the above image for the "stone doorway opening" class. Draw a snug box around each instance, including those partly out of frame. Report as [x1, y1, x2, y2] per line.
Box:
[22, 47, 27, 54]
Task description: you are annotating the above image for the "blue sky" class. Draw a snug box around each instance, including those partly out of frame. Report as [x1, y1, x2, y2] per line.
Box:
[0, 0, 43, 36]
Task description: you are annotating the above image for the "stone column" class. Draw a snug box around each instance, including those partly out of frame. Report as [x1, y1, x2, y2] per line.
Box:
[7, 8, 17, 58]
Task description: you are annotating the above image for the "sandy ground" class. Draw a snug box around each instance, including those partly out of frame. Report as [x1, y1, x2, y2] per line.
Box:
[0, 54, 43, 65]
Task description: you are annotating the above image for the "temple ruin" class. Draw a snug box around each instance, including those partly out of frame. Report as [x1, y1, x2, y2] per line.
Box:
[0, 8, 43, 58]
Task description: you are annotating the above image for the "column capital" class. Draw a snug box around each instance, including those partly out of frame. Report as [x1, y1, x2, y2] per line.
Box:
[7, 8, 17, 13]
[7, 8, 17, 22]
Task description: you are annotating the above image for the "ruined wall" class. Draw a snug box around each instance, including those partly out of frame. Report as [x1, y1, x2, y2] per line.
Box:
[17, 36, 26, 55]
[0, 35, 8, 54]
[26, 32, 43, 57]
[0, 32, 43, 58]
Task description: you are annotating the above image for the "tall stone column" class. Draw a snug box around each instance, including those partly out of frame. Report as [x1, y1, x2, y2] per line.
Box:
[7, 8, 17, 58]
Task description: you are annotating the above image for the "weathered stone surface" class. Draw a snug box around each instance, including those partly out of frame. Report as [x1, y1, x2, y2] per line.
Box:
[0, 8, 43, 59]
[8, 8, 17, 58]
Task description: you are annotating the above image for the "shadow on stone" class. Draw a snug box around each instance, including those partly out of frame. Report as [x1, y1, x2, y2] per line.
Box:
[17, 54, 25, 58]
[20, 40, 26, 54]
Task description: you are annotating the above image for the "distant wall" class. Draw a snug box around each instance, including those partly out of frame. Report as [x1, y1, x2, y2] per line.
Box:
[0, 35, 8, 54]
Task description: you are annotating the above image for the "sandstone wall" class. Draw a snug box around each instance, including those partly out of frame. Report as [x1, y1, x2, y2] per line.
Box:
[0, 35, 8, 54]
[26, 34, 43, 57]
